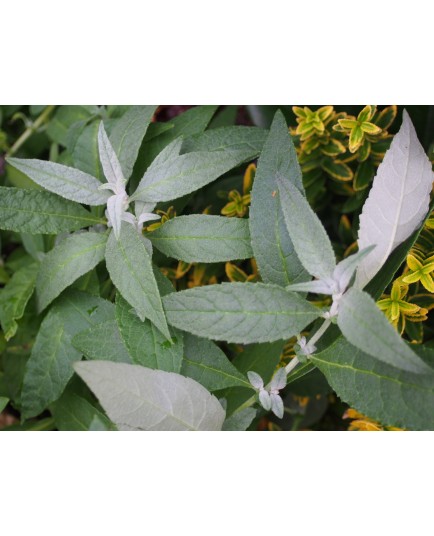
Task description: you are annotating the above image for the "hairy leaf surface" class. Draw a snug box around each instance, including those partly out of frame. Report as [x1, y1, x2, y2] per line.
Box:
[249, 111, 308, 286]
[6, 158, 109, 205]
[338, 288, 431, 374]
[163, 282, 321, 344]
[74, 361, 226, 431]
[21, 291, 114, 419]
[149, 215, 253, 262]
[181, 333, 251, 391]
[311, 337, 434, 431]
[115, 294, 183, 372]
[0, 187, 103, 234]
[355, 111, 434, 288]
[105, 225, 170, 339]
[36, 231, 107, 312]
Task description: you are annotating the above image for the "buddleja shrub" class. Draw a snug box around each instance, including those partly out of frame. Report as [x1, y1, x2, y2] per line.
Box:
[1, 105, 433, 431]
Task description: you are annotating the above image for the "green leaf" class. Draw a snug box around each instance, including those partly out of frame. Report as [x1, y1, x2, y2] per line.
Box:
[6, 158, 110, 205]
[36, 231, 108, 312]
[51, 387, 113, 431]
[115, 294, 182, 372]
[232, 341, 284, 382]
[337, 287, 431, 374]
[0, 397, 9, 413]
[131, 142, 261, 204]
[72, 121, 104, 180]
[222, 407, 257, 431]
[0, 262, 39, 341]
[181, 333, 251, 391]
[277, 175, 336, 280]
[46, 105, 98, 146]
[0, 187, 104, 234]
[105, 224, 169, 338]
[136, 105, 218, 173]
[21, 291, 114, 419]
[74, 361, 226, 431]
[72, 319, 132, 364]
[249, 110, 308, 287]
[109, 105, 157, 180]
[163, 282, 321, 344]
[181, 126, 266, 158]
[311, 337, 434, 430]
[148, 215, 253, 263]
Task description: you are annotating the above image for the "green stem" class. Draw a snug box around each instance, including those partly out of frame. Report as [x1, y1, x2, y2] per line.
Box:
[7, 105, 55, 157]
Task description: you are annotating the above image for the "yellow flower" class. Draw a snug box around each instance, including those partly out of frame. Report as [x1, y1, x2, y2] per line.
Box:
[402, 254, 434, 292]
[377, 280, 428, 333]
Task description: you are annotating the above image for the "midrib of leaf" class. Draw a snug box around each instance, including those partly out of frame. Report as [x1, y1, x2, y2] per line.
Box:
[312, 353, 434, 395]
[182, 356, 252, 388]
[171, 308, 314, 317]
[39, 323, 65, 383]
[102, 375, 197, 430]
[274, 206, 291, 285]
[13, 161, 102, 197]
[0, 203, 104, 225]
[151, 235, 247, 241]
[380, 143, 410, 269]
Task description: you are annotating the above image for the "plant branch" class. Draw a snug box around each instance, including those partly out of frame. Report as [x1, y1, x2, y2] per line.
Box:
[7, 105, 55, 157]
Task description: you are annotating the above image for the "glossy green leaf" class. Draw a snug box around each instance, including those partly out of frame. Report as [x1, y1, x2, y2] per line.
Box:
[149, 215, 253, 262]
[338, 287, 431, 374]
[72, 319, 132, 364]
[311, 337, 434, 430]
[6, 158, 109, 205]
[109, 105, 157, 180]
[105, 225, 170, 339]
[163, 282, 321, 344]
[36, 231, 107, 312]
[21, 291, 114, 419]
[0, 187, 104, 234]
[249, 110, 308, 287]
[0, 262, 39, 341]
[115, 294, 182, 372]
[181, 333, 251, 391]
[74, 361, 226, 431]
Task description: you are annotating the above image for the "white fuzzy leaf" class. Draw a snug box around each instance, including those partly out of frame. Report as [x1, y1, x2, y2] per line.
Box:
[74, 361, 226, 431]
[98, 122, 125, 188]
[355, 111, 434, 288]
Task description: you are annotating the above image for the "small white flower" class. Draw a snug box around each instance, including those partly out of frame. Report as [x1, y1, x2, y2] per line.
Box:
[247, 369, 287, 419]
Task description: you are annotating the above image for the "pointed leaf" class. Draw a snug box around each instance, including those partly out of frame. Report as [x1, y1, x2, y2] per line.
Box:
[182, 333, 251, 391]
[311, 337, 434, 431]
[109, 105, 158, 180]
[72, 319, 132, 364]
[132, 145, 260, 204]
[270, 393, 284, 418]
[74, 361, 226, 431]
[338, 287, 431, 374]
[21, 291, 114, 419]
[72, 121, 104, 180]
[163, 282, 321, 344]
[0, 187, 104, 234]
[0, 262, 39, 341]
[355, 111, 434, 288]
[36, 231, 107, 312]
[6, 158, 109, 205]
[277, 176, 336, 279]
[332, 246, 375, 292]
[0, 397, 9, 413]
[105, 224, 170, 339]
[115, 293, 182, 372]
[247, 370, 264, 389]
[250, 111, 309, 286]
[149, 215, 253, 263]
[222, 407, 256, 431]
[98, 122, 125, 186]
